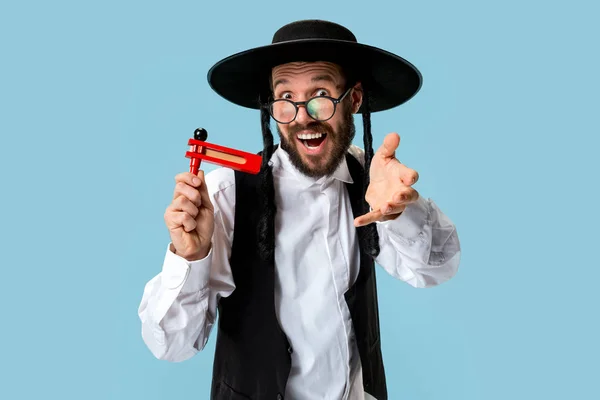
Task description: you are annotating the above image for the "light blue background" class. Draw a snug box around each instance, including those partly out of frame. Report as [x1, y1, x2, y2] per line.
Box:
[1, 0, 598, 399]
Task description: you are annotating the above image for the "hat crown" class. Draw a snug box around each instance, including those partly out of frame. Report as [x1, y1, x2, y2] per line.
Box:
[208, 20, 422, 112]
[272, 20, 357, 44]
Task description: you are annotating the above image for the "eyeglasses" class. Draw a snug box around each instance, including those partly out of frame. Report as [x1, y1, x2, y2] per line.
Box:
[264, 87, 353, 124]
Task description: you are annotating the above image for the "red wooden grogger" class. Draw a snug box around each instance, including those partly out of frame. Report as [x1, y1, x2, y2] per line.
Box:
[186, 128, 262, 175]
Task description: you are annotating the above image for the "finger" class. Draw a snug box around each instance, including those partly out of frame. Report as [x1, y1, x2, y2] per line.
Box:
[389, 161, 419, 186]
[165, 211, 197, 232]
[375, 132, 400, 160]
[171, 196, 199, 218]
[379, 201, 407, 216]
[390, 188, 419, 205]
[354, 209, 383, 227]
[175, 171, 203, 188]
[195, 170, 214, 213]
[403, 168, 419, 186]
[173, 181, 202, 207]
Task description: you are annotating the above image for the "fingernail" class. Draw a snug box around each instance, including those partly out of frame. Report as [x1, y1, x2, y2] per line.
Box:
[192, 177, 200, 185]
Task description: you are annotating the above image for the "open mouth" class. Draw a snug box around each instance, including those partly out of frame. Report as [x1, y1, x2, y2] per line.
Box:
[297, 132, 327, 150]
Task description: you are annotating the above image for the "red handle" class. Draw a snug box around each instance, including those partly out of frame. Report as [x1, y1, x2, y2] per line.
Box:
[189, 143, 203, 175]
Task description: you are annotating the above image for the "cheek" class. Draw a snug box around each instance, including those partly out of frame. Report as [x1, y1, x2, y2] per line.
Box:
[279, 126, 296, 144]
[326, 117, 343, 137]
[331, 104, 352, 133]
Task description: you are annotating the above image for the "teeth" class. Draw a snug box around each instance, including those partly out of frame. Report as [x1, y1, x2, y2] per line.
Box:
[297, 132, 323, 140]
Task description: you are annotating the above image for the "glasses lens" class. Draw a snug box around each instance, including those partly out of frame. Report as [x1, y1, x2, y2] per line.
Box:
[307, 97, 335, 121]
[271, 100, 296, 123]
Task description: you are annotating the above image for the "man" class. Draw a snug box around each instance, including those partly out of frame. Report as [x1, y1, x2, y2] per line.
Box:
[139, 20, 461, 400]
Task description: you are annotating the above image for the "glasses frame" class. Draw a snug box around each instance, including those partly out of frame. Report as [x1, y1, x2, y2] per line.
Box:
[264, 86, 353, 124]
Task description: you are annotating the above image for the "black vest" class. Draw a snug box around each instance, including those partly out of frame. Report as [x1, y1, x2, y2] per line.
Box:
[210, 153, 387, 400]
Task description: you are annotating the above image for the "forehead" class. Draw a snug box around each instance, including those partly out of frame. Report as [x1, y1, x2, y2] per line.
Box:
[271, 61, 344, 86]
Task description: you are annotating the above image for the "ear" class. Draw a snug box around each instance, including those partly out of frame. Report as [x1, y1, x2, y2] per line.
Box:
[351, 82, 363, 113]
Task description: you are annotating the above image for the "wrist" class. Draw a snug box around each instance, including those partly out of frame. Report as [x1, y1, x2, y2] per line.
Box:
[381, 211, 403, 222]
[171, 243, 211, 261]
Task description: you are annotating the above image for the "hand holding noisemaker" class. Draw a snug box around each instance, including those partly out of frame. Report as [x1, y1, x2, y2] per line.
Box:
[186, 128, 262, 175]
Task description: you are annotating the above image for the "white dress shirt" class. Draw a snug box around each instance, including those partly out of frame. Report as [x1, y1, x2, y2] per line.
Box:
[138, 145, 461, 400]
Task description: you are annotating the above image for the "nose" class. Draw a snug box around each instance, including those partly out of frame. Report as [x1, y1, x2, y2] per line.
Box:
[294, 103, 311, 125]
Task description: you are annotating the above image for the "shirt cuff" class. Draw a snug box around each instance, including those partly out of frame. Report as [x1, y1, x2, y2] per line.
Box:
[162, 243, 213, 294]
[376, 195, 430, 243]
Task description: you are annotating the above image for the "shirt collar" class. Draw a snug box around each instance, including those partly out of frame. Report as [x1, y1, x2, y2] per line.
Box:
[271, 146, 354, 189]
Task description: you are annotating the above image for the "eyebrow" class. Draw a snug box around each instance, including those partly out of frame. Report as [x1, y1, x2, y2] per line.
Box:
[272, 75, 343, 92]
[272, 78, 289, 91]
[311, 74, 338, 86]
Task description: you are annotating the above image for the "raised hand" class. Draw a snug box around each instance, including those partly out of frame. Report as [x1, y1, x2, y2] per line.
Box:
[354, 133, 420, 227]
[164, 170, 215, 260]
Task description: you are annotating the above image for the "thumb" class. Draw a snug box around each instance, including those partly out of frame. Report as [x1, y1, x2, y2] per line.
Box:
[375, 133, 400, 160]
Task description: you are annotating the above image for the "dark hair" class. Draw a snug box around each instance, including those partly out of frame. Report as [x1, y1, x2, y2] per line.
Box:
[257, 107, 277, 262]
[359, 91, 381, 257]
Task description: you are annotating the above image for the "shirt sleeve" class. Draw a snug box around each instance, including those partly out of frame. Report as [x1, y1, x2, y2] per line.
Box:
[374, 195, 461, 288]
[347, 144, 460, 287]
[138, 168, 237, 362]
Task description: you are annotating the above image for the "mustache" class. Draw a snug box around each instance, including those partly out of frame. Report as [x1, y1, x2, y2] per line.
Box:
[288, 121, 334, 137]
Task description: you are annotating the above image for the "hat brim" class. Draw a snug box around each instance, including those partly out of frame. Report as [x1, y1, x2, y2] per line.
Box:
[207, 39, 422, 113]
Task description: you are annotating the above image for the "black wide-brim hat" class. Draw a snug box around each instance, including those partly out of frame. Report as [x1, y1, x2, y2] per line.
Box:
[207, 20, 423, 113]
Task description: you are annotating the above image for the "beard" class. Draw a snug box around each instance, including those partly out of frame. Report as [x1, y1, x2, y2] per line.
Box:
[277, 101, 356, 178]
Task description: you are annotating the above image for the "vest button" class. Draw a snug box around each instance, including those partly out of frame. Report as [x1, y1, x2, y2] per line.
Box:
[277, 393, 283, 400]
[287, 346, 293, 354]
